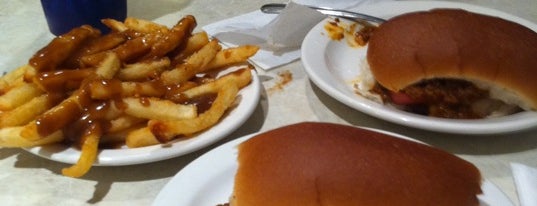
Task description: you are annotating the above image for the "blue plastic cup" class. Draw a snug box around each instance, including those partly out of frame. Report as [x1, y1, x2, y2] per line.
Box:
[40, 0, 127, 35]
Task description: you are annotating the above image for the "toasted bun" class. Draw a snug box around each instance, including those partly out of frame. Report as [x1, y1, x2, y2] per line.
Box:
[366, 9, 537, 110]
[230, 122, 482, 206]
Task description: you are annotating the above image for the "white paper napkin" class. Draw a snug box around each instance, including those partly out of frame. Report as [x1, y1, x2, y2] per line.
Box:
[202, 0, 390, 70]
[511, 163, 537, 206]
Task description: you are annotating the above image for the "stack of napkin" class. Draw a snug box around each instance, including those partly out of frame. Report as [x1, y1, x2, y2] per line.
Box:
[202, 0, 390, 70]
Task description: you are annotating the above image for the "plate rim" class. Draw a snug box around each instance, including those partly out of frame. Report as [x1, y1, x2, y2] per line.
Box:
[152, 123, 514, 206]
[24, 69, 261, 166]
[301, 1, 537, 135]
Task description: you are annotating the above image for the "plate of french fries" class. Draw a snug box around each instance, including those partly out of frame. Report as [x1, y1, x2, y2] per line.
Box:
[0, 15, 261, 178]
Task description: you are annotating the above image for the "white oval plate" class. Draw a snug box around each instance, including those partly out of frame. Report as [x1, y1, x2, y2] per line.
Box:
[24, 69, 261, 166]
[152, 126, 513, 206]
[301, 1, 537, 134]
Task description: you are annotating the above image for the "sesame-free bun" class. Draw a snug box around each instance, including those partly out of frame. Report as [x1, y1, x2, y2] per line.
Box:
[229, 122, 482, 206]
[366, 9, 537, 110]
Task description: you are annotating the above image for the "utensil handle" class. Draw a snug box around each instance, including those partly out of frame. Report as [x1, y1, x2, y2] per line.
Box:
[260, 3, 386, 24]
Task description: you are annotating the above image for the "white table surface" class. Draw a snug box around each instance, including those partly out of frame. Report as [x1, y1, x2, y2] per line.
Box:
[1, 0, 536, 205]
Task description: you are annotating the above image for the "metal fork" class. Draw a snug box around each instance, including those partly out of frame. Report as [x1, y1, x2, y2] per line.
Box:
[260, 3, 386, 24]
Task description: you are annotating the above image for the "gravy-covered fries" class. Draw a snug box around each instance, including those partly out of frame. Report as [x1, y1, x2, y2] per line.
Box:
[0, 15, 259, 178]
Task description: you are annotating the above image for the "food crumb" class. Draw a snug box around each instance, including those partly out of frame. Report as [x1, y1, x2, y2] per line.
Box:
[324, 17, 377, 47]
[267, 70, 293, 94]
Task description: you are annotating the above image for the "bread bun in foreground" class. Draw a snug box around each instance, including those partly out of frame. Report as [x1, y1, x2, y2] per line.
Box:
[228, 122, 482, 206]
[366, 9, 537, 111]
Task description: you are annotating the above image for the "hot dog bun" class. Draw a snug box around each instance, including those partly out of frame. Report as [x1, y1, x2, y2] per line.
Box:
[366, 9, 537, 110]
[228, 122, 482, 206]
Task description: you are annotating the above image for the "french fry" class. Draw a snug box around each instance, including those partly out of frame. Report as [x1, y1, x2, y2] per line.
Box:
[0, 94, 58, 127]
[119, 81, 165, 97]
[101, 18, 128, 32]
[170, 31, 210, 65]
[89, 80, 165, 99]
[204, 45, 259, 71]
[99, 100, 125, 120]
[80, 34, 159, 66]
[124, 17, 169, 34]
[29, 25, 100, 72]
[33, 68, 94, 92]
[102, 122, 145, 145]
[84, 32, 128, 54]
[121, 97, 197, 121]
[126, 126, 160, 148]
[0, 82, 43, 111]
[64, 33, 128, 69]
[148, 84, 239, 142]
[181, 67, 253, 99]
[114, 35, 159, 63]
[183, 39, 222, 66]
[95, 52, 121, 79]
[117, 57, 170, 81]
[20, 90, 86, 140]
[62, 124, 101, 178]
[0, 127, 63, 147]
[23, 64, 38, 81]
[161, 39, 221, 85]
[0, 64, 27, 92]
[79, 52, 107, 67]
[108, 115, 145, 133]
[87, 79, 121, 100]
[142, 15, 197, 60]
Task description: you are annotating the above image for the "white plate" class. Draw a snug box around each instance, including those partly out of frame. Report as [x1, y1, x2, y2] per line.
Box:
[24, 69, 261, 166]
[301, 1, 537, 134]
[152, 128, 514, 206]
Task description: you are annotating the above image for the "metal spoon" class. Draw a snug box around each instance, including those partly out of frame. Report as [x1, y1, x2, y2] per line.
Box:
[260, 3, 386, 24]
